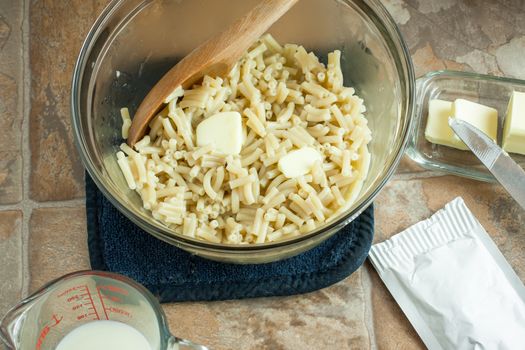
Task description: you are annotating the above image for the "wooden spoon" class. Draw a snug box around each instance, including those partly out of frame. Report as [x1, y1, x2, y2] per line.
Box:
[127, 0, 299, 146]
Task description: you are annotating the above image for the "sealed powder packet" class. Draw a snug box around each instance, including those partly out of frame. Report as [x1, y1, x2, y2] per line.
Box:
[369, 197, 525, 350]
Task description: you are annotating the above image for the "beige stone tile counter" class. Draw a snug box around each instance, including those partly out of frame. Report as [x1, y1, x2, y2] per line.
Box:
[0, 0, 524, 349]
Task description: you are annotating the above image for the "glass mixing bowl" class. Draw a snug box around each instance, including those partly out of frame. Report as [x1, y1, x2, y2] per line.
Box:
[71, 0, 414, 263]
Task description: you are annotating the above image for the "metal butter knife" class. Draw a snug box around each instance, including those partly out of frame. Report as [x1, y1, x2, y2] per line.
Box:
[449, 118, 525, 210]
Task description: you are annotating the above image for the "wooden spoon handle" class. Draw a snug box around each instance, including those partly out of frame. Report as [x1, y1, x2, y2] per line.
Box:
[127, 0, 299, 146]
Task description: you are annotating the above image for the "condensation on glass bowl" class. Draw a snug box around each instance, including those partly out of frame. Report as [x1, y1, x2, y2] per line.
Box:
[71, 0, 415, 263]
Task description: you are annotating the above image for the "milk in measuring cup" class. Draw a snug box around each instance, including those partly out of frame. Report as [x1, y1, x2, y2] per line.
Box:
[55, 320, 151, 350]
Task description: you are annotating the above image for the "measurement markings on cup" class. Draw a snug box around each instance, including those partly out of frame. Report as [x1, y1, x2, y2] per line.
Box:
[58, 284, 101, 321]
[78, 285, 101, 321]
[96, 284, 133, 320]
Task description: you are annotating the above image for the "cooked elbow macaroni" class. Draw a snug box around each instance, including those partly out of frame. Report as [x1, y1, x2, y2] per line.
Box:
[116, 34, 372, 244]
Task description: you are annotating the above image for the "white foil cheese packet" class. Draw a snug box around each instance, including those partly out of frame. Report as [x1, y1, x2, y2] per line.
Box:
[369, 197, 525, 350]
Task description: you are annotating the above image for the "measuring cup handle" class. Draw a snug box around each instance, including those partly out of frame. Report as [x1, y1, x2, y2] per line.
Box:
[167, 335, 209, 350]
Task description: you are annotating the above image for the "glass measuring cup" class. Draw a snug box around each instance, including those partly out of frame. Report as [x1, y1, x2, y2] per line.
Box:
[0, 270, 208, 350]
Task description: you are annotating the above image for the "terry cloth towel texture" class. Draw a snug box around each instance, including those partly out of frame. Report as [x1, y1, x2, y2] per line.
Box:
[85, 175, 374, 302]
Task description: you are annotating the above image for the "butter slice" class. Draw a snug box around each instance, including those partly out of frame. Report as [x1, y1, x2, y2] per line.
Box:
[425, 99, 468, 150]
[196, 112, 242, 155]
[502, 91, 525, 155]
[278, 147, 322, 178]
[452, 98, 498, 143]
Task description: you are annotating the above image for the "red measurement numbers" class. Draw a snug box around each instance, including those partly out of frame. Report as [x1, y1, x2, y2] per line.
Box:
[57, 285, 101, 321]
[96, 284, 132, 320]
[35, 314, 63, 350]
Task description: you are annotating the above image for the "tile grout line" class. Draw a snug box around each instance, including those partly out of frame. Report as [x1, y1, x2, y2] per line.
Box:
[362, 266, 378, 350]
[19, 0, 31, 297]
[0, 198, 86, 212]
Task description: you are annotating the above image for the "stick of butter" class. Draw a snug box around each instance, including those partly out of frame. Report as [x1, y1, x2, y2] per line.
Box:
[278, 147, 322, 178]
[451, 98, 498, 143]
[425, 99, 498, 150]
[196, 112, 243, 155]
[425, 99, 468, 150]
[503, 91, 525, 155]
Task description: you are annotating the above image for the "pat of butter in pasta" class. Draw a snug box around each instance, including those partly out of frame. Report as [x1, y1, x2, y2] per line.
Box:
[196, 112, 243, 155]
[278, 147, 323, 178]
[503, 91, 525, 155]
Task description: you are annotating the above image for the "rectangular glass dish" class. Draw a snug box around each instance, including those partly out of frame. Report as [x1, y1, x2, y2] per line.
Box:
[406, 70, 525, 182]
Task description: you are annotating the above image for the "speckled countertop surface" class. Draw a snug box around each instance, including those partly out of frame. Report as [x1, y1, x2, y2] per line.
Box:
[0, 0, 524, 349]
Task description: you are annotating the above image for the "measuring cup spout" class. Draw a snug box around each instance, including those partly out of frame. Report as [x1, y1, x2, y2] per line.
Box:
[0, 295, 40, 349]
[167, 335, 210, 350]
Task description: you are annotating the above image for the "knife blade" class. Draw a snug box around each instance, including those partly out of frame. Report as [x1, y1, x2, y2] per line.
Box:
[449, 118, 525, 210]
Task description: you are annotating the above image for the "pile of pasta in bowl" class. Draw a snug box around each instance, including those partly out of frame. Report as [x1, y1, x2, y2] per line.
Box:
[116, 34, 372, 244]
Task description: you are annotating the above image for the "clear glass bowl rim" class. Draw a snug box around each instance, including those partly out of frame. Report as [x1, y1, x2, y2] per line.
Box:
[70, 0, 416, 254]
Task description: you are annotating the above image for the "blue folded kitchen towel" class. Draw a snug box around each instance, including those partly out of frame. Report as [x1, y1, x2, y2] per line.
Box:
[85, 175, 374, 302]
